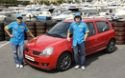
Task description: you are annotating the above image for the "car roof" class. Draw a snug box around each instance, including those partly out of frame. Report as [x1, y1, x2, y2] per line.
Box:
[64, 18, 109, 23]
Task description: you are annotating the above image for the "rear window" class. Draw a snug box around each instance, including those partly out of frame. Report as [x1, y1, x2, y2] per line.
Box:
[96, 21, 110, 33]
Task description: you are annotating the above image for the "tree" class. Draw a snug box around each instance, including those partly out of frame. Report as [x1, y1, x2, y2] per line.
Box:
[0, 0, 17, 6]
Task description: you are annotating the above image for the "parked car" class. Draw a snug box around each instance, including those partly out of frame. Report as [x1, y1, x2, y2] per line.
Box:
[36, 10, 52, 20]
[52, 11, 74, 20]
[24, 18, 116, 71]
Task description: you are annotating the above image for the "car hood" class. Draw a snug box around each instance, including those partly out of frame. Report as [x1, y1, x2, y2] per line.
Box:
[27, 34, 65, 50]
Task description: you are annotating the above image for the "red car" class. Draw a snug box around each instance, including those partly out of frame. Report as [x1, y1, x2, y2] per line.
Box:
[24, 18, 116, 71]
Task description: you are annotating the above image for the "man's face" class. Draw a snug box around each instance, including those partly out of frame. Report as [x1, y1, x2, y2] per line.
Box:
[17, 17, 23, 24]
[75, 17, 81, 23]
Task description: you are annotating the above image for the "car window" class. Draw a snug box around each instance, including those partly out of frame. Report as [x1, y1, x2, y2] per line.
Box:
[47, 22, 70, 38]
[96, 21, 110, 33]
[86, 22, 96, 36]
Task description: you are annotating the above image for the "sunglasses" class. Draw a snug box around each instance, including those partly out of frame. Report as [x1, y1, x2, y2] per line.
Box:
[17, 17, 23, 19]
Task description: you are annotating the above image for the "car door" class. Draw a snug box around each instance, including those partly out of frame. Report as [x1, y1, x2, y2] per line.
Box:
[85, 22, 99, 55]
[94, 21, 110, 51]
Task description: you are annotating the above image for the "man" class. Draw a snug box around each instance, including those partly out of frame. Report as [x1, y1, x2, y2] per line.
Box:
[67, 13, 89, 70]
[4, 14, 35, 68]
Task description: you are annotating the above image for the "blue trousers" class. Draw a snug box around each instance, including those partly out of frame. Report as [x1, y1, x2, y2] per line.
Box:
[73, 42, 86, 66]
[11, 43, 24, 65]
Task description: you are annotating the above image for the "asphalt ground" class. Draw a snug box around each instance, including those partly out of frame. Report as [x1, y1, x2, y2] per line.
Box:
[0, 41, 125, 78]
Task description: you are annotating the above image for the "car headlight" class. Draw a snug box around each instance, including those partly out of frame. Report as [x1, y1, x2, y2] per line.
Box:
[40, 47, 54, 56]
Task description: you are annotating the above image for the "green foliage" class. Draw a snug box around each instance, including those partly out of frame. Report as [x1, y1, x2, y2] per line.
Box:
[0, 0, 17, 3]
[0, 0, 30, 6]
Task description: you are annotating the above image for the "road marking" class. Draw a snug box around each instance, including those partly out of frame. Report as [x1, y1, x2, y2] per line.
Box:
[0, 42, 9, 48]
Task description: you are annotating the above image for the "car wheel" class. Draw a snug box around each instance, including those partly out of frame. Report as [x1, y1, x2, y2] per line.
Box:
[57, 53, 72, 71]
[105, 39, 116, 53]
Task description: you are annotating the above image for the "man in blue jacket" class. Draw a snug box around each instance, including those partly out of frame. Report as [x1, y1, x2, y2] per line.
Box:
[4, 14, 35, 68]
[67, 13, 89, 70]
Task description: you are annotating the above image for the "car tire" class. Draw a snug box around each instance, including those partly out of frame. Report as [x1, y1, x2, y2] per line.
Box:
[57, 53, 72, 71]
[105, 39, 116, 53]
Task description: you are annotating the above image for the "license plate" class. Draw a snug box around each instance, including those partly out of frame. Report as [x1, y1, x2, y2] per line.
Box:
[25, 54, 35, 61]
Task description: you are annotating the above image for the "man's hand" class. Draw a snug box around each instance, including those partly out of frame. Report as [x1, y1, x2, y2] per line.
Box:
[84, 37, 87, 41]
[33, 37, 37, 40]
[67, 37, 71, 41]
[9, 34, 13, 38]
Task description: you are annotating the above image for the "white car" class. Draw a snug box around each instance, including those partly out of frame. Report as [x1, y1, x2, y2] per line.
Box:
[36, 10, 52, 20]
[52, 11, 74, 20]
[0, 15, 6, 22]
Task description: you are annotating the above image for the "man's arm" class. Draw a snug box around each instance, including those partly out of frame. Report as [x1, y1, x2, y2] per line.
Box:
[84, 23, 89, 41]
[84, 31, 89, 41]
[67, 30, 71, 41]
[4, 26, 13, 38]
[67, 24, 73, 41]
[25, 26, 35, 38]
[27, 30, 35, 38]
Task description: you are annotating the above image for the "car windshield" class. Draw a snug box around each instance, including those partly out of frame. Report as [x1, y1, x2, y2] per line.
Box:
[47, 22, 70, 38]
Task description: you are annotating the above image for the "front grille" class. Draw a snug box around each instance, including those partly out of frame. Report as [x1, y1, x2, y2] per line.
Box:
[33, 51, 41, 55]
[26, 59, 39, 65]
